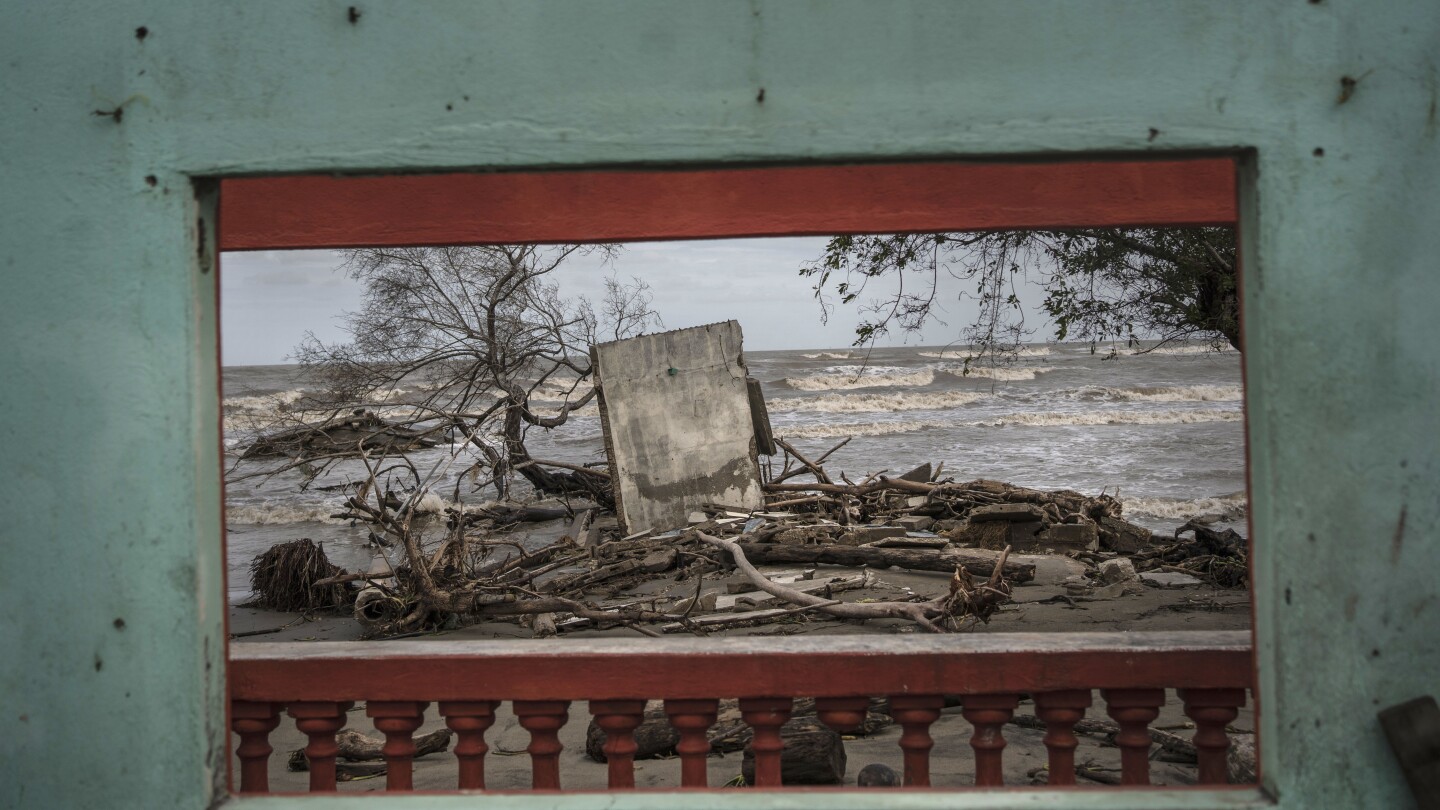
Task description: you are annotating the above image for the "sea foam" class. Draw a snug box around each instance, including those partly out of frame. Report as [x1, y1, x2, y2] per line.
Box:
[920, 346, 1051, 359]
[968, 408, 1241, 428]
[1123, 493, 1248, 521]
[784, 369, 936, 391]
[1073, 385, 1244, 403]
[945, 366, 1056, 382]
[768, 390, 984, 414]
[777, 419, 949, 439]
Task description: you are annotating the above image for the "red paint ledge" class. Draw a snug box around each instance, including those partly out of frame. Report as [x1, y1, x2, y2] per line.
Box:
[220, 158, 1237, 251]
[229, 631, 1253, 703]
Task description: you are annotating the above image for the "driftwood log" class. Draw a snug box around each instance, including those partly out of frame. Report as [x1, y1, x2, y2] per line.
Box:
[734, 542, 1035, 583]
[585, 701, 680, 762]
[288, 728, 452, 772]
[741, 718, 846, 785]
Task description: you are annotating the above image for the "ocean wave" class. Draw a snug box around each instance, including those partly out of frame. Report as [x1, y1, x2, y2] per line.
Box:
[1133, 344, 1235, 356]
[968, 408, 1242, 428]
[945, 366, 1056, 382]
[1123, 493, 1248, 521]
[920, 347, 1051, 359]
[227, 502, 351, 525]
[784, 369, 936, 391]
[768, 390, 985, 414]
[776, 419, 949, 439]
[801, 351, 853, 360]
[227, 491, 454, 526]
[1073, 385, 1244, 403]
[223, 389, 307, 412]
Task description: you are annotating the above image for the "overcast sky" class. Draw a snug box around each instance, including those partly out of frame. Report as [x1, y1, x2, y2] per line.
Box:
[220, 238, 1050, 367]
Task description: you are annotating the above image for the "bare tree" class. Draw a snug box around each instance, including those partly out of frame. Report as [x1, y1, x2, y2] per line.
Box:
[282, 245, 660, 502]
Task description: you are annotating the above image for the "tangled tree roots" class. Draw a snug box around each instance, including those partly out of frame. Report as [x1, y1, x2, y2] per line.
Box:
[249, 538, 354, 612]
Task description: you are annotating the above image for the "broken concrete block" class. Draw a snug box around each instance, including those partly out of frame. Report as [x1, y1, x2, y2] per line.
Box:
[1007, 521, 1047, 550]
[894, 515, 935, 532]
[969, 503, 1047, 523]
[1098, 516, 1153, 553]
[1092, 580, 1146, 599]
[1096, 558, 1139, 585]
[593, 321, 765, 534]
[949, 521, 1010, 550]
[640, 548, 678, 573]
[687, 511, 708, 525]
[672, 591, 718, 613]
[1040, 522, 1099, 552]
[841, 526, 908, 545]
[773, 525, 843, 545]
[906, 496, 929, 508]
[1139, 571, 1204, 588]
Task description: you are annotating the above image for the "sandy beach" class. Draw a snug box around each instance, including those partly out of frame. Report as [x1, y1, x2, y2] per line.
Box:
[230, 545, 1252, 790]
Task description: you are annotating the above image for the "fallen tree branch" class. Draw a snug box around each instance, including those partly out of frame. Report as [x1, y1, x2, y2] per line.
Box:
[695, 531, 1013, 633]
[734, 542, 1035, 583]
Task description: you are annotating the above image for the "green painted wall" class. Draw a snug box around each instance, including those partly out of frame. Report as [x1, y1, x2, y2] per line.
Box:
[2, 2, 1436, 808]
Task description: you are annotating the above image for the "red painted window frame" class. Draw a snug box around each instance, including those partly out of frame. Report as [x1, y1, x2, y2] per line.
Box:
[219, 158, 1236, 250]
[219, 157, 1248, 795]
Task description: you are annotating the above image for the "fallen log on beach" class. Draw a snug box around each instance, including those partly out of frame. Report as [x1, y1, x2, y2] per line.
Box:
[732, 542, 1036, 583]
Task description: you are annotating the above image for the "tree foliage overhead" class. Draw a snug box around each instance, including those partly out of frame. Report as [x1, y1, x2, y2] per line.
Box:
[801, 227, 1239, 361]
[287, 244, 661, 500]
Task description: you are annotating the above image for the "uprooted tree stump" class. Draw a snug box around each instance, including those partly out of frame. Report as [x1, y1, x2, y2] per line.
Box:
[248, 538, 354, 612]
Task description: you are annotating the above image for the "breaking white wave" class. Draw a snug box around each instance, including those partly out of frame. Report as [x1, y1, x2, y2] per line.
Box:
[784, 369, 936, 391]
[227, 491, 454, 526]
[945, 366, 1056, 382]
[801, 351, 853, 360]
[1124, 493, 1248, 521]
[768, 390, 985, 414]
[1075, 385, 1244, 403]
[227, 502, 351, 525]
[920, 346, 1051, 359]
[777, 419, 950, 439]
[968, 409, 1242, 428]
[223, 390, 307, 412]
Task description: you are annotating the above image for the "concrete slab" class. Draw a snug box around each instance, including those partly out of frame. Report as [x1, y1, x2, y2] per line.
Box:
[592, 321, 764, 534]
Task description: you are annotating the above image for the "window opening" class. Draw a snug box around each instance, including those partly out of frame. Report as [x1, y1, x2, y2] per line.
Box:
[220, 159, 1256, 795]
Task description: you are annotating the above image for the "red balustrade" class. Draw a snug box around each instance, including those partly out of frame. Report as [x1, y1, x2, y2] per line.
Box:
[962, 694, 1020, 786]
[438, 700, 498, 789]
[889, 694, 944, 786]
[664, 698, 719, 788]
[739, 698, 794, 787]
[228, 631, 1253, 793]
[1033, 689, 1092, 786]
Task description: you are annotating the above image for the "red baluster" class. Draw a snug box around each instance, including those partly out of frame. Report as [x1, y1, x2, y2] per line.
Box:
[439, 700, 499, 790]
[962, 693, 1019, 786]
[288, 701, 353, 791]
[367, 700, 428, 791]
[889, 694, 944, 787]
[1033, 690, 1092, 786]
[231, 701, 281, 793]
[665, 698, 719, 788]
[739, 697, 793, 787]
[815, 696, 871, 733]
[514, 700, 570, 790]
[1179, 688, 1247, 784]
[589, 699, 647, 789]
[1101, 688, 1165, 785]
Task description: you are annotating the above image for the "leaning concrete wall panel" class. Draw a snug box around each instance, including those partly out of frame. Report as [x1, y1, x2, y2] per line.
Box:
[593, 321, 763, 534]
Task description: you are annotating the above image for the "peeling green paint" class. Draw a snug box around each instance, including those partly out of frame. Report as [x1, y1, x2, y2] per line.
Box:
[3, 2, 1438, 808]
